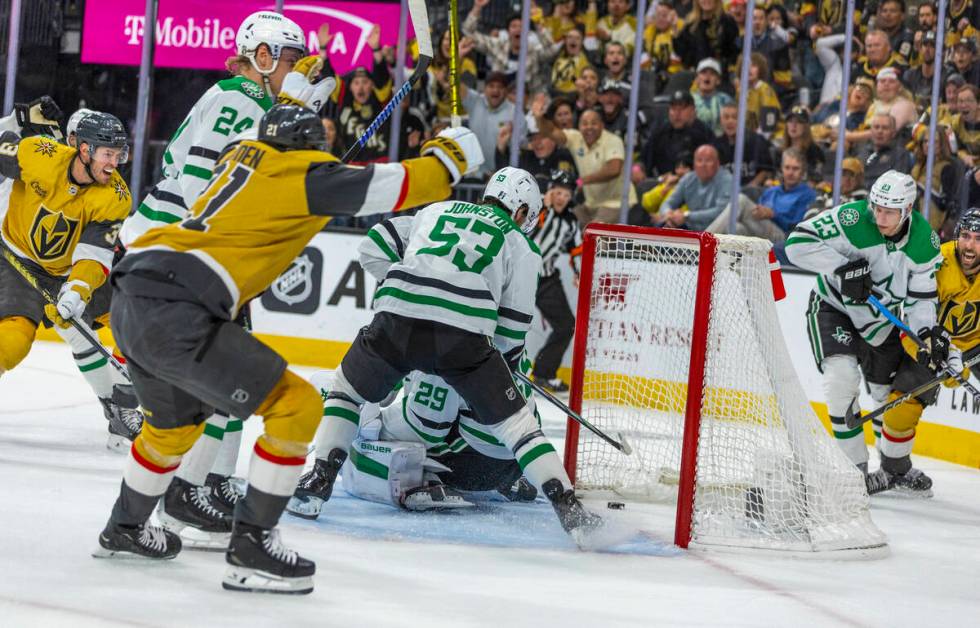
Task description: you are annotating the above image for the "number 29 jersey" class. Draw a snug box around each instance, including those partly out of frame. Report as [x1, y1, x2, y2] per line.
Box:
[118, 139, 454, 320]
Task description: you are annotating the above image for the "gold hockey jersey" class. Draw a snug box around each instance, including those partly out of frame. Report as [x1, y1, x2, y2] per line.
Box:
[122, 139, 452, 319]
[0, 135, 130, 276]
[937, 240, 980, 351]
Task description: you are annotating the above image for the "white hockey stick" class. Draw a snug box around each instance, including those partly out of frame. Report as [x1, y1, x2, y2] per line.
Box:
[342, 0, 432, 163]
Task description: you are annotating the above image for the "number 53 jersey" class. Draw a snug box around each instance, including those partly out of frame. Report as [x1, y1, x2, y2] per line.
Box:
[118, 138, 453, 320]
[369, 200, 542, 349]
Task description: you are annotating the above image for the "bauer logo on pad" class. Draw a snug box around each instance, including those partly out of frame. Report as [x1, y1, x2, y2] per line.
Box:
[261, 246, 323, 315]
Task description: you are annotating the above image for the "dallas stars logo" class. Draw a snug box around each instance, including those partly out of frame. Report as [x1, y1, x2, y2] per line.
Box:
[34, 138, 57, 157]
[113, 180, 130, 202]
[832, 326, 852, 346]
[839, 207, 860, 227]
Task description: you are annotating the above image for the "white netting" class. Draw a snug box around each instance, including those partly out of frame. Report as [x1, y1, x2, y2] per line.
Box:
[573, 230, 887, 555]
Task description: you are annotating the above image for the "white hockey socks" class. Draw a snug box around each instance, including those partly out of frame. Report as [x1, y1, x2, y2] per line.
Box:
[313, 368, 364, 460]
[56, 324, 114, 399]
[822, 355, 869, 467]
[492, 404, 573, 493]
[176, 413, 230, 486]
[213, 418, 243, 477]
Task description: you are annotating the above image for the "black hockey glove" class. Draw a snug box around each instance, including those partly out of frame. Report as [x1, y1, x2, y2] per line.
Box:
[834, 259, 873, 303]
[916, 326, 952, 373]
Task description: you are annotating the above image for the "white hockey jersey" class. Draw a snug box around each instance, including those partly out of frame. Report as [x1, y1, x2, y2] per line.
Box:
[120, 76, 273, 246]
[359, 201, 542, 358]
[785, 200, 941, 346]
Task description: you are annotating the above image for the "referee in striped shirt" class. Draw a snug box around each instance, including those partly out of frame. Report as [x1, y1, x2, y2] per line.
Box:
[530, 170, 583, 394]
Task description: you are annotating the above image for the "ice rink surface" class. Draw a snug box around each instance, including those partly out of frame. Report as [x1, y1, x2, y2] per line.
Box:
[1, 342, 979, 628]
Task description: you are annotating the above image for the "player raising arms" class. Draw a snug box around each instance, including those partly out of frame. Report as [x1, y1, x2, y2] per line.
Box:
[0, 111, 146, 448]
[786, 170, 947, 495]
[289, 166, 603, 543]
[94, 104, 482, 595]
[118, 10, 336, 546]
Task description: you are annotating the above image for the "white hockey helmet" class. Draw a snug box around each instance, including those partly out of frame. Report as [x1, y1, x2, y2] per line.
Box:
[235, 11, 307, 86]
[868, 169, 917, 220]
[483, 167, 543, 235]
[66, 108, 95, 143]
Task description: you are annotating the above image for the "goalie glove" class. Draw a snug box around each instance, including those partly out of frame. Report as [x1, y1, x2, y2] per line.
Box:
[14, 96, 64, 140]
[421, 127, 484, 185]
[834, 259, 872, 303]
[277, 55, 337, 114]
[43, 260, 104, 328]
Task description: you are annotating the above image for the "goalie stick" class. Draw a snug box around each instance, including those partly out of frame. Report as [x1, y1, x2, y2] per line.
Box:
[513, 371, 633, 455]
[342, 0, 432, 163]
[0, 244, 130, 381]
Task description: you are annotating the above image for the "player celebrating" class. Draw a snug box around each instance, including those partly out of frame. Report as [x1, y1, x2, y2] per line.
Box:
[94, 104, 482, 595]
[785, 170, 946, 495]
[289, 166, 603, 544]
[0, 112, 145, 448]
[118, 10, 336, 547]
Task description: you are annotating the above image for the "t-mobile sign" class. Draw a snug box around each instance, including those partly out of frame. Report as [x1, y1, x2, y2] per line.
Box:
[82, 1, 408, 75]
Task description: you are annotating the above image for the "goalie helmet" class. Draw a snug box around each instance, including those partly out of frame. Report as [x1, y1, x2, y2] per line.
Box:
[74, 112, 129, 163]
[258, 104, 327, 152]
[955, 207, 980, 238]
[868, 170, 917, 220]
[483, 167, 543, 235]
[236, 11, 307, 83]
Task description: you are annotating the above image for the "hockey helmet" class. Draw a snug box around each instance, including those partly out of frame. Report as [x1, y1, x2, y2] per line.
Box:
[66, 108, 95, 141]
[236, 11, 307, 80]
[258, 104, 327, 152]
[868, 170, 917, 219]
[548, 168, 575, 191]
[74, 112, 129, 163]
[484, 167, 543, 235]
[955, 207, 980, 238]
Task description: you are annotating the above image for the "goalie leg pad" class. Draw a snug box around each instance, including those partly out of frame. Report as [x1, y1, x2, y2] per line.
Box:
[342, 438, 426, 508]
[0, 315, 36, 372]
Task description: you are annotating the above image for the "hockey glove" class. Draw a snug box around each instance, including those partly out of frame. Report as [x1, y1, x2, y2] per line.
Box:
[43, 260, 105, 329]
[916, 326, 952, 374]
[421, 127, 484, 185]
[277, 56, 336, 114]
[942, 345, 970, 387]
[14, 96, 64, 140]
[834, 259, 872, 303]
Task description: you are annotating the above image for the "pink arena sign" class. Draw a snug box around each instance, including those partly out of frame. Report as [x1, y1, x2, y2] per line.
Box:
[82, 1, 409, 75]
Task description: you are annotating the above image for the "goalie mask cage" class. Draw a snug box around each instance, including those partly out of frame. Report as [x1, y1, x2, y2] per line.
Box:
[564, 225, 887, 557]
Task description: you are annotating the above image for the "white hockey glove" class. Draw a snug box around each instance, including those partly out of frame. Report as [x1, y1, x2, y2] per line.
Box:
[277, 55, 337, 114]
[47, 280, 90, 328]
[942, 344, 970, 388]
[421, 126, 484, 185]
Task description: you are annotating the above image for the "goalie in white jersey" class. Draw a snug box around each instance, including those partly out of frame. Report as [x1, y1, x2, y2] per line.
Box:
[114, 10, 336, 548]
[786, 170, 948, 495]
[290, 167, 602, 542]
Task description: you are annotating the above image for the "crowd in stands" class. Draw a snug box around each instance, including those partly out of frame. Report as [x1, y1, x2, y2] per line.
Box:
[315, 0, 980, 246]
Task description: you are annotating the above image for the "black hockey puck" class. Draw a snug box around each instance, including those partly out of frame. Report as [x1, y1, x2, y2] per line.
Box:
[607, 501, 626, 510]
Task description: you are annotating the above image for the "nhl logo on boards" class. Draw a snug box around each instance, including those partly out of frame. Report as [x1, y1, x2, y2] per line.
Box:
[261, 247, 323, 315]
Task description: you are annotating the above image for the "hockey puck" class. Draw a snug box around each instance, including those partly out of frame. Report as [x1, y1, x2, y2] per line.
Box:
[607, 501, 626, 510]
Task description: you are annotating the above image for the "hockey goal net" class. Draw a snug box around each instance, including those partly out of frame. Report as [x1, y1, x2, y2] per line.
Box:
[565, 225, 887, 556]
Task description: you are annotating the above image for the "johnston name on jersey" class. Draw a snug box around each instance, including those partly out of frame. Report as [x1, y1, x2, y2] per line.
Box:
[0, 135, 130, 276]
[359, 201, 543, 358]
[119, 138, 453, 320]
[786, 199, 942, 346]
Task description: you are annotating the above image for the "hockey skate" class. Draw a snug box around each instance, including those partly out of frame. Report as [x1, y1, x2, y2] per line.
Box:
[93, 521, 181, 559]
[498, 476, 539, 502]
[223, 523, 314, 595]
[100, 384, 144, 452]
[286, 449, 346, 520]
[206, 473, 246, 517]
[542, 479, 603, 546]
[865, 467, 934, 498]
[536, 377, 569, 394]
[401, 482, 474, 511]
[158, 477, 232, 550]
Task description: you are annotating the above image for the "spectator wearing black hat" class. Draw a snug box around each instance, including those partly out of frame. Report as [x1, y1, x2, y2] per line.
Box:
[692, 58, 733, 137]
[713, 102, 774, 187]
[529, 169, 583, 394]
[642, 90, 714, 177]
[778, 106, 825, 185]
[905, 31, 941, 109]
[948, 38, 980, 87]
[495, 99, 578, 188]
[597, 78, 633, 139]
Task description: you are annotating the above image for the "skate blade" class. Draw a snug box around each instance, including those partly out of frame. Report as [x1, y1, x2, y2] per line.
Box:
[880, 486, 934, 499]
[106, 435, 130, 453]
[286, 496, 323, 520]
[222, 565, 313, 595]
[92, 545, 178, 560]
[158, 512, 231, 551]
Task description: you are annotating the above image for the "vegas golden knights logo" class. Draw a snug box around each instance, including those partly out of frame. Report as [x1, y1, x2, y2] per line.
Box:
[29, 207, 79, 261]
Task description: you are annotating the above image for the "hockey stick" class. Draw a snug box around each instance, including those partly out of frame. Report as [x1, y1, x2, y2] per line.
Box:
[845, 348, 980, 429]
[448, 0, 462, 128]
[513, 371, 633, 455]
[0, 245, 130, 381]
[342, 0, 432, 163]
[867, 294, 980, 397]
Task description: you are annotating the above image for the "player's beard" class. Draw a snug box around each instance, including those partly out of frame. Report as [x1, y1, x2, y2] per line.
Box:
[958, 244, 980, 278]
